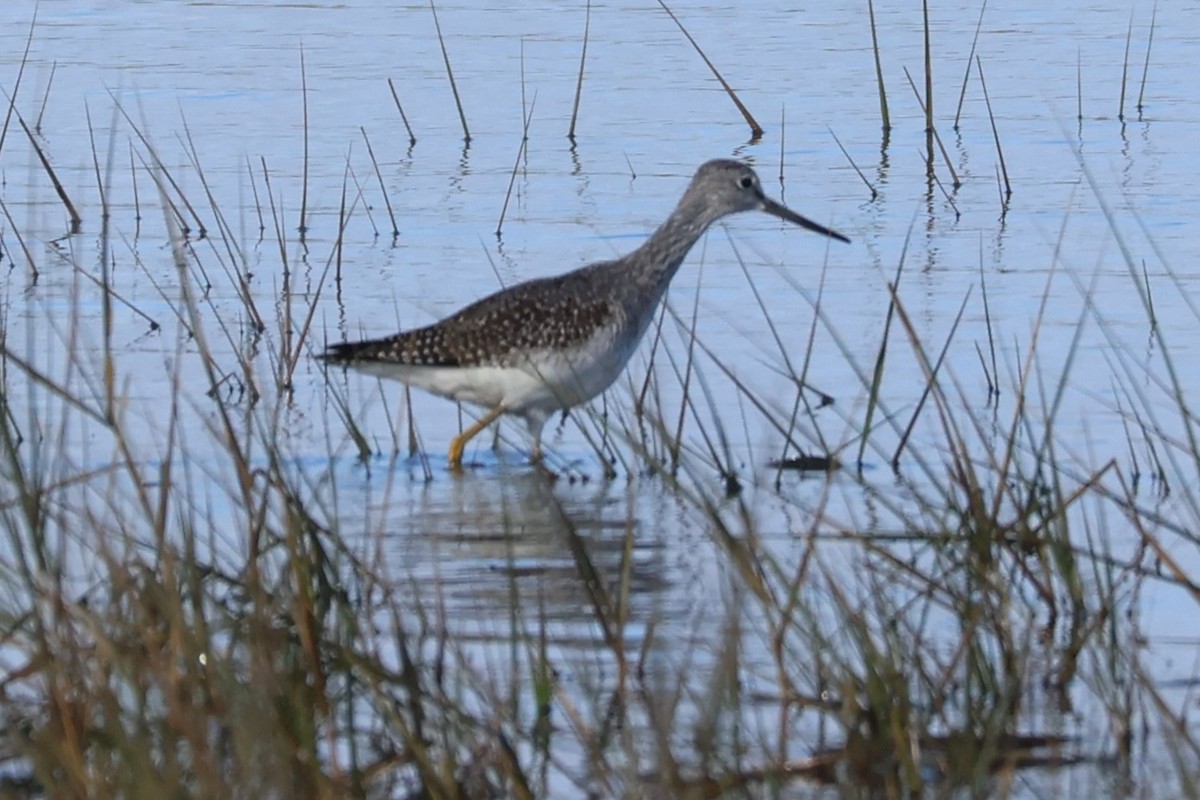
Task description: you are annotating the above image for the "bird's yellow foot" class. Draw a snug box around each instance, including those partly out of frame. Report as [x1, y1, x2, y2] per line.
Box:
[447, 404, 506, 471]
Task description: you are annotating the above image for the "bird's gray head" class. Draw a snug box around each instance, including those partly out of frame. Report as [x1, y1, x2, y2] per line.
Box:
[686, 159, 850, 243]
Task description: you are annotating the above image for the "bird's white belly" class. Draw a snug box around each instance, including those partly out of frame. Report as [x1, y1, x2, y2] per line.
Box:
[351, 326, 637, 415]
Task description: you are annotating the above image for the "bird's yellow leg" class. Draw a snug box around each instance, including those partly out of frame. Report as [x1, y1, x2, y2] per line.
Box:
[448, 405, 506, 469]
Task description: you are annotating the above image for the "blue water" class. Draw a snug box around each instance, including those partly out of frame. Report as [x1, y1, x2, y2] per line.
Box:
[2, 0, 1198, 794]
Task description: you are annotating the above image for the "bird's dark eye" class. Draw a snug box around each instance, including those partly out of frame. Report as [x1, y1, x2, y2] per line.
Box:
[739, 175, 754, 189]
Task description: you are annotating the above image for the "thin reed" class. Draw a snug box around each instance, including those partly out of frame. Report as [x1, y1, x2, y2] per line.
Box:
[655, 0, 764, 139]
[567, 0, 591, 140]
[866, 0, 890, 131]
[1136, 2, 1158, 114]
[1118, 9, 1134, 121]
[903, 65, 961, 188]
[953, 0, 989, 129]
[430, 0, 470, 142]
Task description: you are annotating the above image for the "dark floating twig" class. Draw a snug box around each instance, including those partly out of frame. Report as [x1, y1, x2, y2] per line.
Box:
[977, 57, 1010, 197]
[430, 0, 470, 142]
[953, 0, 988, 130]
[1118, 9, 1133, 121]
[386, 77, 417, 147]
[655, 0, 763, 139]
[771, 453, 836, 473]
[567, 0, 590, 140]
[867, 0, 890, 131]
[623, 152, 637, 180]
[828, 126, 877, 200]
[1136, 1, 1157, 114]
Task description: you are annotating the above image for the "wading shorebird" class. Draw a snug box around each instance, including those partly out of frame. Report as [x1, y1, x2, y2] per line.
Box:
[321, 159, 849, 469]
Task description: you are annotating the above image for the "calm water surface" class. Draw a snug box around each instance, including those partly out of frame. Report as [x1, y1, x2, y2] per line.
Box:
[2, 0, 1199, 794]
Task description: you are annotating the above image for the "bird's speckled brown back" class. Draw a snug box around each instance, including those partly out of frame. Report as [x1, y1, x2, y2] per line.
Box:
[322, 264, 621, 368]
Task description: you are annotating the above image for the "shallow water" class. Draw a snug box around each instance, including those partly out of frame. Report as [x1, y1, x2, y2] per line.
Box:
[2, 0, 1199, 794]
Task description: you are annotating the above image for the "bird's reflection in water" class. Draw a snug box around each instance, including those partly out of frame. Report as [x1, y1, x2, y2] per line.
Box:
[344, 462, 702, 657]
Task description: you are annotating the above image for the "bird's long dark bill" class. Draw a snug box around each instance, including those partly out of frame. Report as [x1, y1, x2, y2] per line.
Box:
[761, 196, 850, 244]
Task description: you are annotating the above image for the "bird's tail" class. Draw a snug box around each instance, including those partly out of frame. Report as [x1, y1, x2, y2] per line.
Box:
[318, 339, 386, 365]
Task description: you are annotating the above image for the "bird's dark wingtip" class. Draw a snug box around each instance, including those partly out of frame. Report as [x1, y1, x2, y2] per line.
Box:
[317, 341, 361, 365]
[317, 337, 459, 368]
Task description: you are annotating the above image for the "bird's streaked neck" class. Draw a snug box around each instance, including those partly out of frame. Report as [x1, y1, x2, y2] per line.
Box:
[627, 191, 724, 290]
